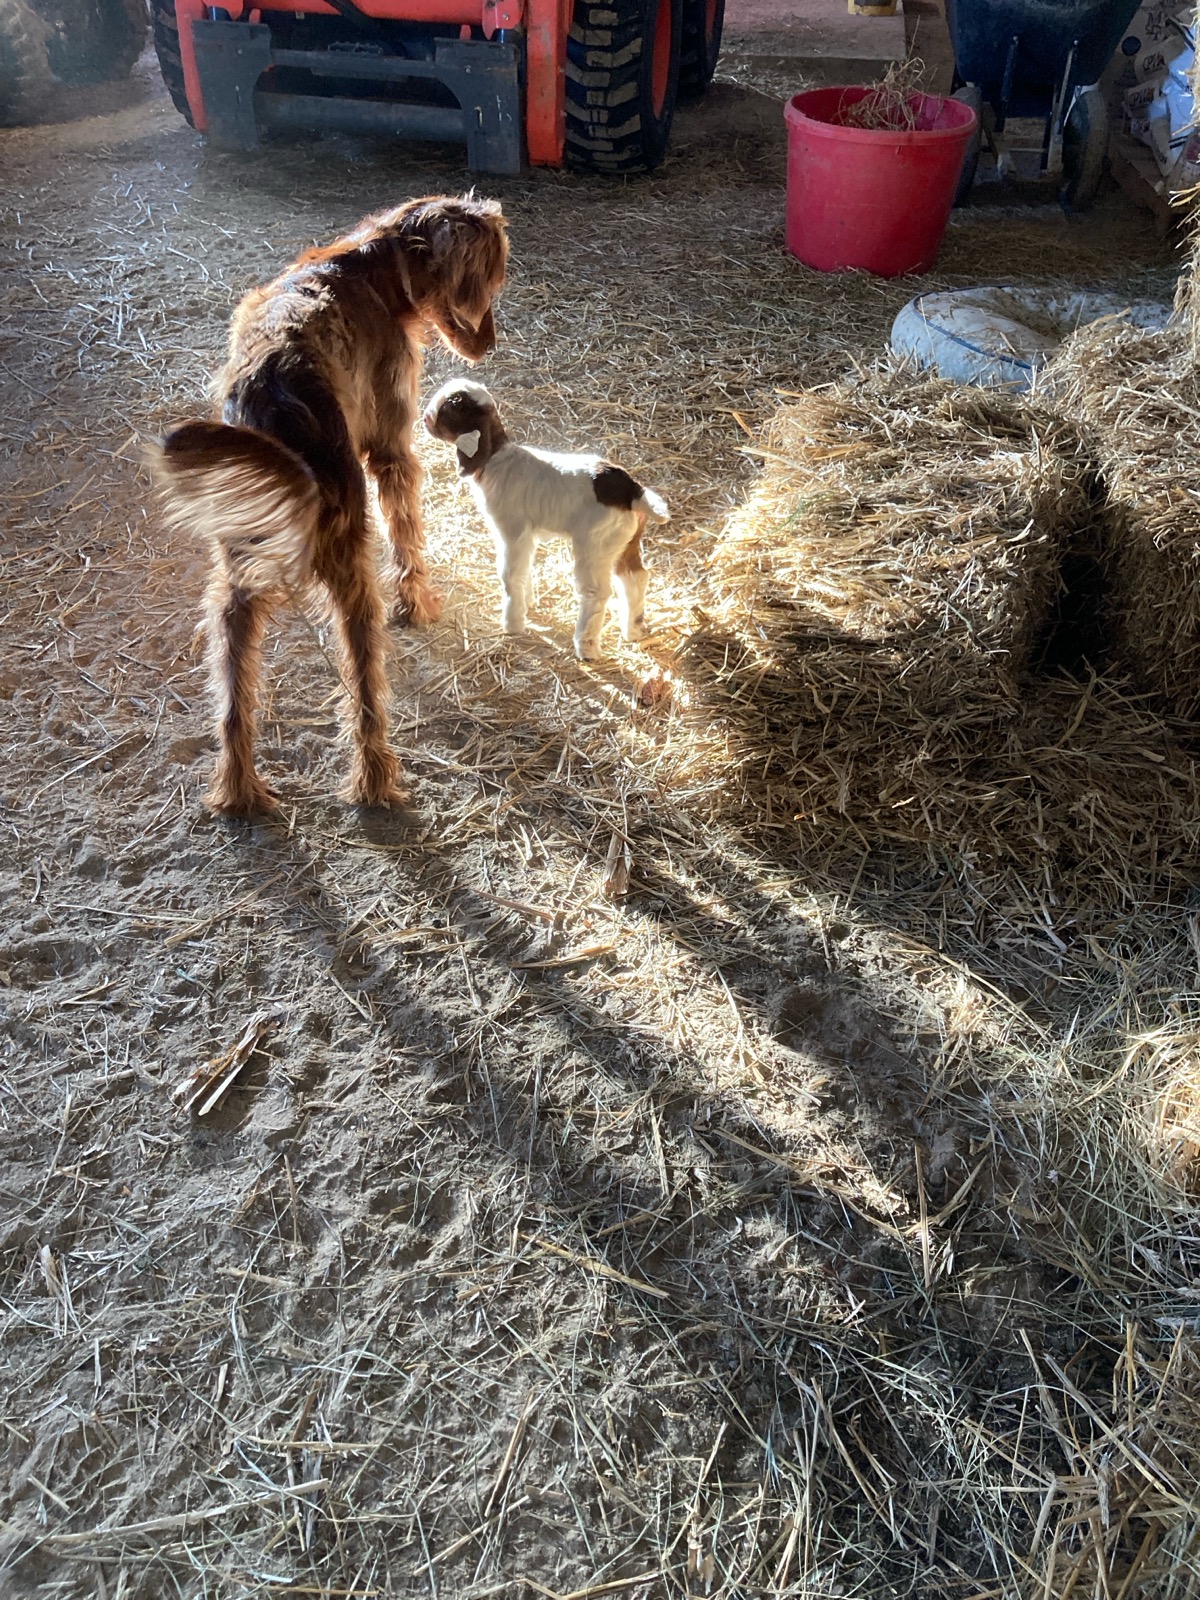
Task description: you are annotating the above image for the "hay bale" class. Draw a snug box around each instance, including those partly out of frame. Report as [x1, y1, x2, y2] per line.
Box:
[687, 369, 1091, 814]
[710, 371, 1089, 688]
[1047, 319, 1200, 721]
[680, 369, 1200, 948]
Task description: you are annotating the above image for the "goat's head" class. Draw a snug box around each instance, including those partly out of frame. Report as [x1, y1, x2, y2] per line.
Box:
[385, 195, 508, 362]
[423, 379, 496, 440]
[423, 380, 506, 475]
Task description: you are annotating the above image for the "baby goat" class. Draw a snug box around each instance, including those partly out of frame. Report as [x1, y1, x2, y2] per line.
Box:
[423, 380, 668, 660]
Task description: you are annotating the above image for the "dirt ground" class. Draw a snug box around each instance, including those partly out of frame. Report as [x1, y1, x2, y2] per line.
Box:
[0, 42, 1192, 1600]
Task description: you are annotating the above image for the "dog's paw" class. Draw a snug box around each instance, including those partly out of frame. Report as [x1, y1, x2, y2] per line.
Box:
[348, 782, 408, 810]
[391, 586, 444, 628]
[206, 773, 279, 819]
[346, 748, 407, 809]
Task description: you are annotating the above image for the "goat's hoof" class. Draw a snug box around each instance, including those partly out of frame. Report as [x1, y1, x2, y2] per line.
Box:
[391, 586, 443, 628]
[574, 642, 603, 663]
[206, 776, 279, 818]
[502, 621, 528, 637]
[622, 622, 649, 642]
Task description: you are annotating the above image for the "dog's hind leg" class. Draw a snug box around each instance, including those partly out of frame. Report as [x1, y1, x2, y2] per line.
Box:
[205, 571, 279, 817]
[318, 524, 405, 809]
[370, 451, 443, 628]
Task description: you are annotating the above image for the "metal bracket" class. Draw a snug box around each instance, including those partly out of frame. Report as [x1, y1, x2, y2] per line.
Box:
[191, 20, 273, 151]
[482, 0, 523, 39]
[1044, 39, 1077, 180]
[996, 33, 1018, 132]
[434, 37, 522, 172]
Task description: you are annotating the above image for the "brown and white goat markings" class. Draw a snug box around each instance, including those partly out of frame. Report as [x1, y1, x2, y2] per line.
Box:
[154, 194, 508, 817]
[423, 380, 668, 661]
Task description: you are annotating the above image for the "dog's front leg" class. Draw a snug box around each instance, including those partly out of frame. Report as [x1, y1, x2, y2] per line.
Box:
[370, 451, 443, 627]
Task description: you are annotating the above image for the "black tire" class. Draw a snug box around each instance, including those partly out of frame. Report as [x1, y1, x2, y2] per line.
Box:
[34, 0, 147, 85]
[1060, 84, 1108, 211]
[951, 83, 983, 208]
[566, 0, 682, 174]
[150, 0, 191, 121]
[677, 0, 722, 100]
[0, 0, 52, 122]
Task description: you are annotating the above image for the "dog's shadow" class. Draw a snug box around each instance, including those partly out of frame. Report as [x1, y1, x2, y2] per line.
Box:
[353, 795, 428, 848]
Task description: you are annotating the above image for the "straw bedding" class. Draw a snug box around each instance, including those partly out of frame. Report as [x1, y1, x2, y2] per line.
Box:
[658, 161, 1200, 1580]
[3, 42, 1200, 1600]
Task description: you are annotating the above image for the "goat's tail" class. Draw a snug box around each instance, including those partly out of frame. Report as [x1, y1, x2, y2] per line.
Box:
[634, 487, 669, 524]
[152, 420, 319, 591]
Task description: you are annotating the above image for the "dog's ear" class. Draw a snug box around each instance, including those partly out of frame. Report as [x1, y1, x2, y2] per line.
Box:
[401, 196, 507, 269]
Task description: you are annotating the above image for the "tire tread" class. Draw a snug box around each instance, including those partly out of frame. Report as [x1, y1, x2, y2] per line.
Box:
[0, 0, 52, 123]
[35, 0, 147, 87]
[677, 0, 721, 99]
[150, 0, 193, 122]
[565, 0, 679, 173]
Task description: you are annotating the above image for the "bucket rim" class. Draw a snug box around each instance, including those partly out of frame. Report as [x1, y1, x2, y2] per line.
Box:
[784, 86, 977, 141]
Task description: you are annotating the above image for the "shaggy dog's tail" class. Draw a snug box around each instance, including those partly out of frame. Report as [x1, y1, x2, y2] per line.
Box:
[154, 421, 319, 591]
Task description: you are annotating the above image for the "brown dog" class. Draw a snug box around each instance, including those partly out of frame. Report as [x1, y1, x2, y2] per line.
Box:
[154, 194, 508, 817]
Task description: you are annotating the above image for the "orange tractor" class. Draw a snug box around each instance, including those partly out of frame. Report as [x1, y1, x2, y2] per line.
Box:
[149, 0, 724, 171]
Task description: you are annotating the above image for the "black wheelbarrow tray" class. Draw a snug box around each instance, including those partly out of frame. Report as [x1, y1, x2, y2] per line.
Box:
[946, 0, 1144, 207]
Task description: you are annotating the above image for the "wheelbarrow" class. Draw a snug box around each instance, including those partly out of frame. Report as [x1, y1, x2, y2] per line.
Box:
[946, 0, 1143, 208]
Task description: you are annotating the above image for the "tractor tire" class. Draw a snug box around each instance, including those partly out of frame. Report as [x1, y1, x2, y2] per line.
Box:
[677, 0, 721, 99]
[566, 0, 682, 173]
[150, 0, 191, 121]
[35, 0, 147, 85]
[0, 0, 52, 123]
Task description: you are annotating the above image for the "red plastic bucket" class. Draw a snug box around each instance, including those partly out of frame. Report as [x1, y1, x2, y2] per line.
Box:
[784, 88, 977, 277]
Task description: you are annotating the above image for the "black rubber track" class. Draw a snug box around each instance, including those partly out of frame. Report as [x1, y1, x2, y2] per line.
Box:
[150, 0, 192, 121]
[0, 0, 53, 122]
[677, 0, 722, 100]
[566, 0, 682, 173]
